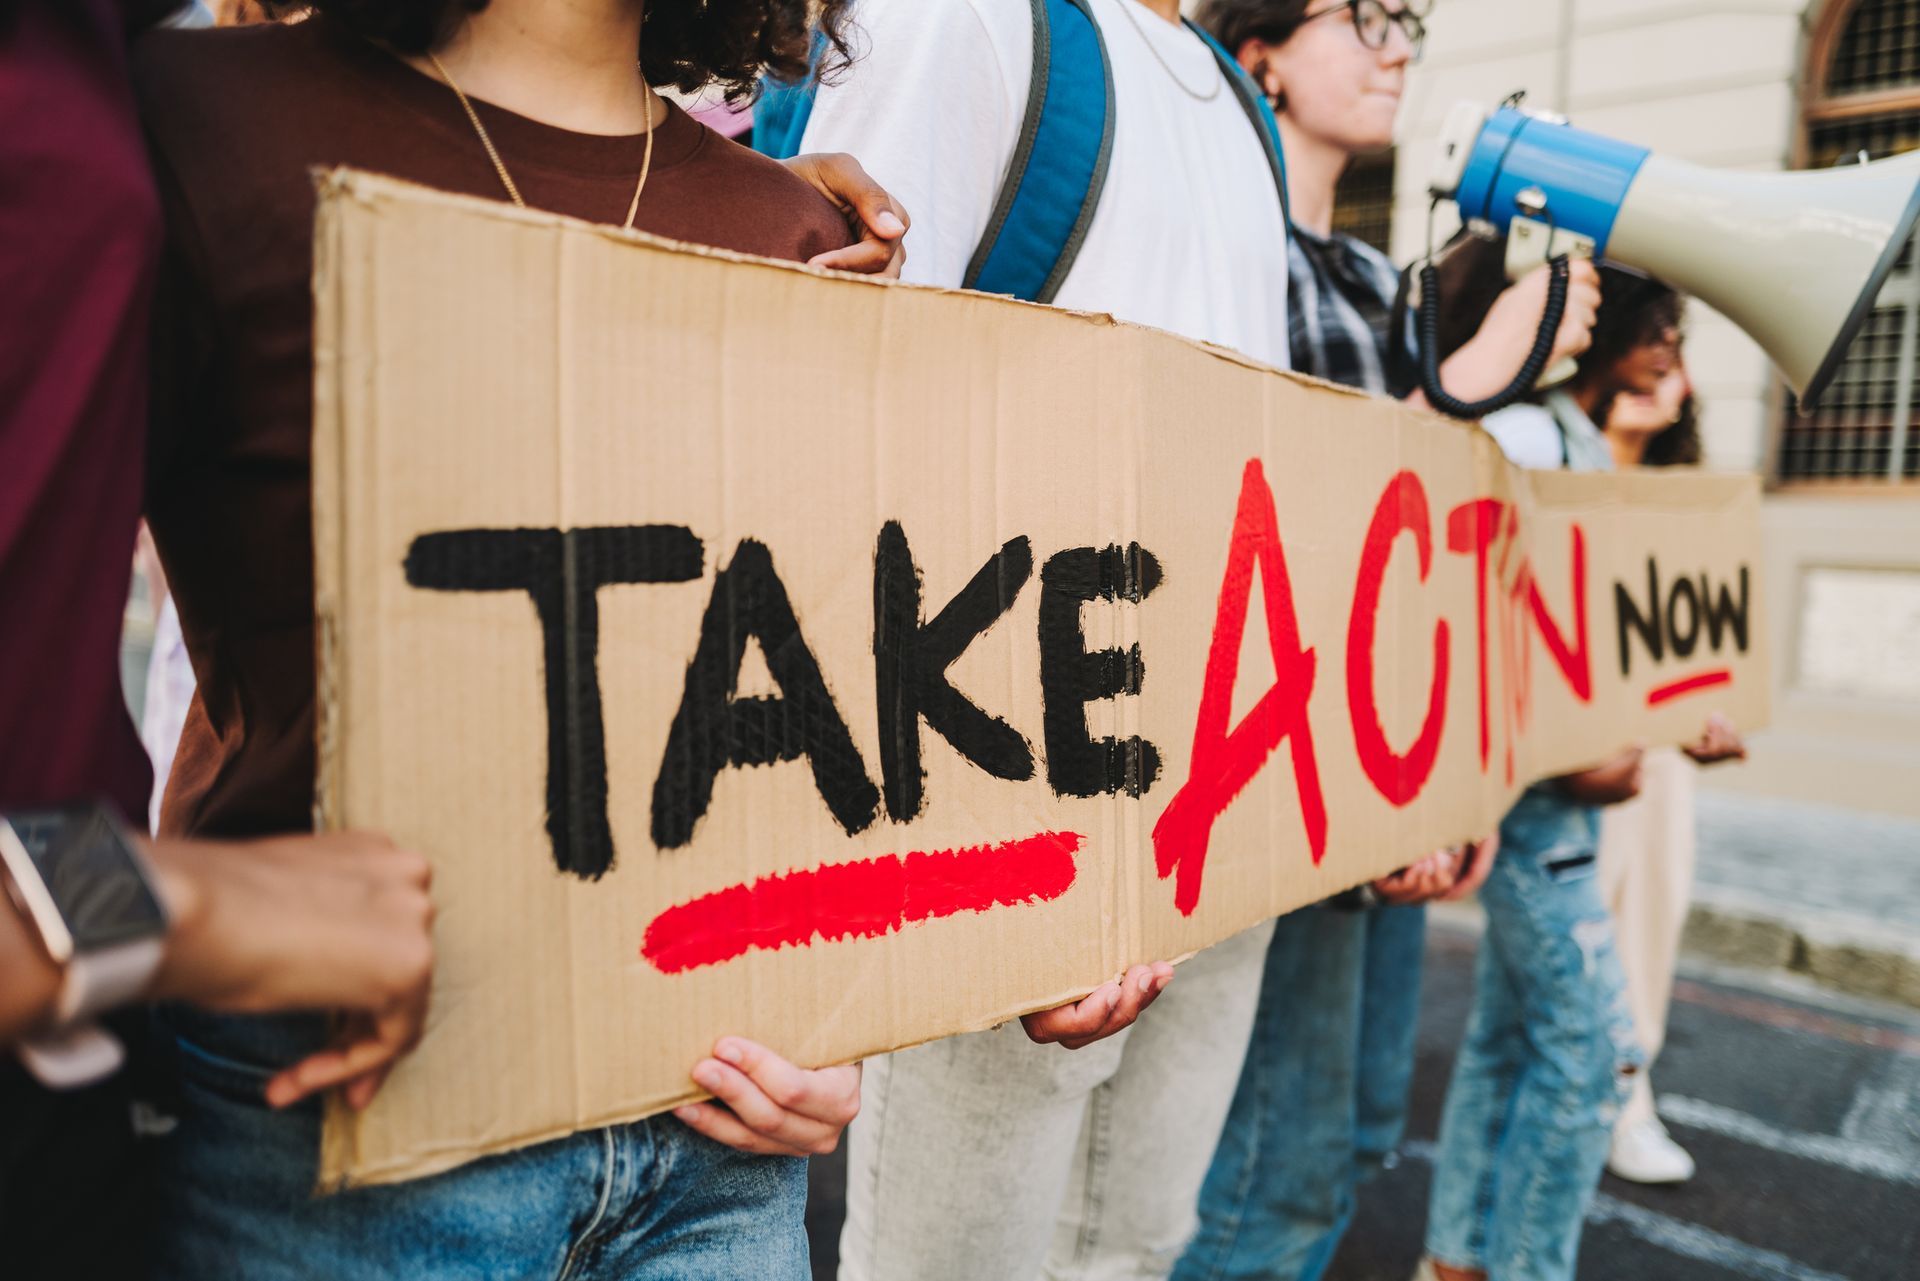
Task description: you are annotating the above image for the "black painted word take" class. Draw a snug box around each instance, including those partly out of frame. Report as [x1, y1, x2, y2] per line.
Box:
[405, 524, 1165, 878]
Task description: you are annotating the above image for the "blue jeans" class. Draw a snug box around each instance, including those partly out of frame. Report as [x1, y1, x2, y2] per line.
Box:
[1425, 788, 1644, 1281]
[1175, 901, 1427, 1281]
[147, 1010, 809, 1281]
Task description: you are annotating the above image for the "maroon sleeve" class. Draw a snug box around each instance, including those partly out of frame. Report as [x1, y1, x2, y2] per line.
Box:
[0, 0, 159, 815]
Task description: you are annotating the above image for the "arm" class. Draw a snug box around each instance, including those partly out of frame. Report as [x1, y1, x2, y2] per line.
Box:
[144, 833, 435, 1110]
[797, 0, 1025, 288]
[1406, 259, 1601, 417]
[2, 831, 435, 1110]
[0, 901, 62, 1044]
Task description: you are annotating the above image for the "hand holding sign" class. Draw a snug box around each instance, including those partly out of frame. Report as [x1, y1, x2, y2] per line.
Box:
[1373, 848, 1462, 905]
[1439, 834, 1501, 903]
[1020, 962, 1177, 1051]
[675, 1038, 862, 1157]
[1559, 747, 1647, 806]
[1683, 713, 1747, 766]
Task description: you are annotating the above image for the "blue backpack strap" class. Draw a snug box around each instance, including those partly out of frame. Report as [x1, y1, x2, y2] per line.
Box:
[963, 0, 1115, 303]
[1187, 20, 1292, 228]
[751, 34, 827, 159]
[751, 77, 815, 160]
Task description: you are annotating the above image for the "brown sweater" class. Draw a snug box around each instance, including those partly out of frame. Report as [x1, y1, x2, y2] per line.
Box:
[134, 17, 850, 839]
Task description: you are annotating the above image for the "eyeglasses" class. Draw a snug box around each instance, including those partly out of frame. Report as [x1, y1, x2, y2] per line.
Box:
[1303, 0, 1428, 61]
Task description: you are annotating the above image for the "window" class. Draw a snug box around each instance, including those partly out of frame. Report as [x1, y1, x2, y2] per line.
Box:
[1824, 0, 1920, 96]
[1333, 149, 1396, 254]
[1778, 0, 1920, 482]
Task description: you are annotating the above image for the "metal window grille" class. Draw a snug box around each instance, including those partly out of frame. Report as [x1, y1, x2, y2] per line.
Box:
[1828, 0, 1920, 96]
[1778, 6, 1920, 483]
[1332, 149, 1396, 253]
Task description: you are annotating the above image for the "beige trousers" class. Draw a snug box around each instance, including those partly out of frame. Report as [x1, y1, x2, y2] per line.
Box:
[1596, 747, 1697, 1130]
[836, 919, 1276, 1281]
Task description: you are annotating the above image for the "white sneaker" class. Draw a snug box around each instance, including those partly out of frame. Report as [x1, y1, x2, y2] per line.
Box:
[1608, 1115, 1697, 1184]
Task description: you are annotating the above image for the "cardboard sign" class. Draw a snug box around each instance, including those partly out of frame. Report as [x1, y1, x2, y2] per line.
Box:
[311, 171, 1768, 1187]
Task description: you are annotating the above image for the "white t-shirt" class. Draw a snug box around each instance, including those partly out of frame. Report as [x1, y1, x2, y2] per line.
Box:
[1480, 404, 1566, 470]
[1481, 390, 1614, 472]
[801, 0, 1292, 370]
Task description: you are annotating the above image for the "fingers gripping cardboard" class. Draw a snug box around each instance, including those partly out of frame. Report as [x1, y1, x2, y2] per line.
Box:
[311, 171, 1767, 1187]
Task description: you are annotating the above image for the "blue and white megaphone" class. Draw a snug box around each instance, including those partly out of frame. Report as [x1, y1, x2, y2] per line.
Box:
[1426, 100, 1920, 411]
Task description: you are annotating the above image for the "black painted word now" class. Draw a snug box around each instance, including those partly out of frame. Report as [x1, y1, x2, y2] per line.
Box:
[406, 523, 1161, 879]
[1613, 558, 1750, 678]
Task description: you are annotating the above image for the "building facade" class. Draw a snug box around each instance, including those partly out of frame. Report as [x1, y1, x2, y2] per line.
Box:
[1391, 0, 1920, 817]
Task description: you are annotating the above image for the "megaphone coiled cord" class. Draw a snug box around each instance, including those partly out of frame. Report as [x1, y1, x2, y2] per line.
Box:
[1414, 253, 1572, 420]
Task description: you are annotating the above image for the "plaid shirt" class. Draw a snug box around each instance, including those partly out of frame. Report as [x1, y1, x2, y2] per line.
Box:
[1287, 225, 1415, 398]
[1293, 227, 1415, 912]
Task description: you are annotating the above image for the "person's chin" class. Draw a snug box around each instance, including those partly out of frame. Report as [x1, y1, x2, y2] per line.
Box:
[1359, 99, 1400, 141]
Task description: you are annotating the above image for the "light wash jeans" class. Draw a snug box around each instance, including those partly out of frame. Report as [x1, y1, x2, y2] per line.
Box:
[147, 1009, 809, 1281]
[1174, 901, 1427, 1281]
[1425, 788, 1644, 1281]
[837, 920, 1277, 1281]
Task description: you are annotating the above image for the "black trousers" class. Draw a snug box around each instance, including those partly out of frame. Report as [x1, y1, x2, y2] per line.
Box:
[1, 1039, 153, 1280]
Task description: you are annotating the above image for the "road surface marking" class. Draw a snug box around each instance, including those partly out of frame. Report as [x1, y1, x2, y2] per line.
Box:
[1839, 1054, 1920, 1162]
[1402, 1141, 1857, 1281]
[1583, 1193, 1856, 1281]
[1660, 1095, 1920, 1186]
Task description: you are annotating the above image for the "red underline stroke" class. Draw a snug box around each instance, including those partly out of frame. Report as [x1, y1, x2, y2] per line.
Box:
[641, 830, 1084, 974]
[1645, 668, 1733, 707]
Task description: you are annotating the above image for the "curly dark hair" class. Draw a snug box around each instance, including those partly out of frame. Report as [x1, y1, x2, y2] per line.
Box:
[1640, 394, 1703, 467]
[270, 0, 855, 102]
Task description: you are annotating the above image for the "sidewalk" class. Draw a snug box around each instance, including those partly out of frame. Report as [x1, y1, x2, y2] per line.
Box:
[1685, 788, 1920, 1009]
[1429, 789, 1920, 1010]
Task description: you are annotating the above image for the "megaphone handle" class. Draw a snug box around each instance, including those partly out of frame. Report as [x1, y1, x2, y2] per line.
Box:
[1538, 355, 1580, 388]
[1417, 255, 1572, 420]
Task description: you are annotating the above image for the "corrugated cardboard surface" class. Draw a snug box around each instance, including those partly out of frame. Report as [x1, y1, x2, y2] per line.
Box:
[312, 171, 1768, 1187]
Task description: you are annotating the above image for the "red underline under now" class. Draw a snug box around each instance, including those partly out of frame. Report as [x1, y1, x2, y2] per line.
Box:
[641, 830, 1084, 975]
[1645, 668, 1733, 707]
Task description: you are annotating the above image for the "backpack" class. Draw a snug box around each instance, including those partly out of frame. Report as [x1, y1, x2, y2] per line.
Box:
[753, 0, 1291, 304]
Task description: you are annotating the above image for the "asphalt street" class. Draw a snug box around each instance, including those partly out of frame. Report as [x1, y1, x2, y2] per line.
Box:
[804, 922, 1920, 1281]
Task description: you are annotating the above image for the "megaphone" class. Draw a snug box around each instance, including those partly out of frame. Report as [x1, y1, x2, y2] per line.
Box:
[1427, 100, 1920, 410]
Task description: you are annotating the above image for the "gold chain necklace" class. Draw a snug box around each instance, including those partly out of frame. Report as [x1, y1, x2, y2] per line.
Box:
[1113, 0, 1223, 102]
[427, 50, 655, 231]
